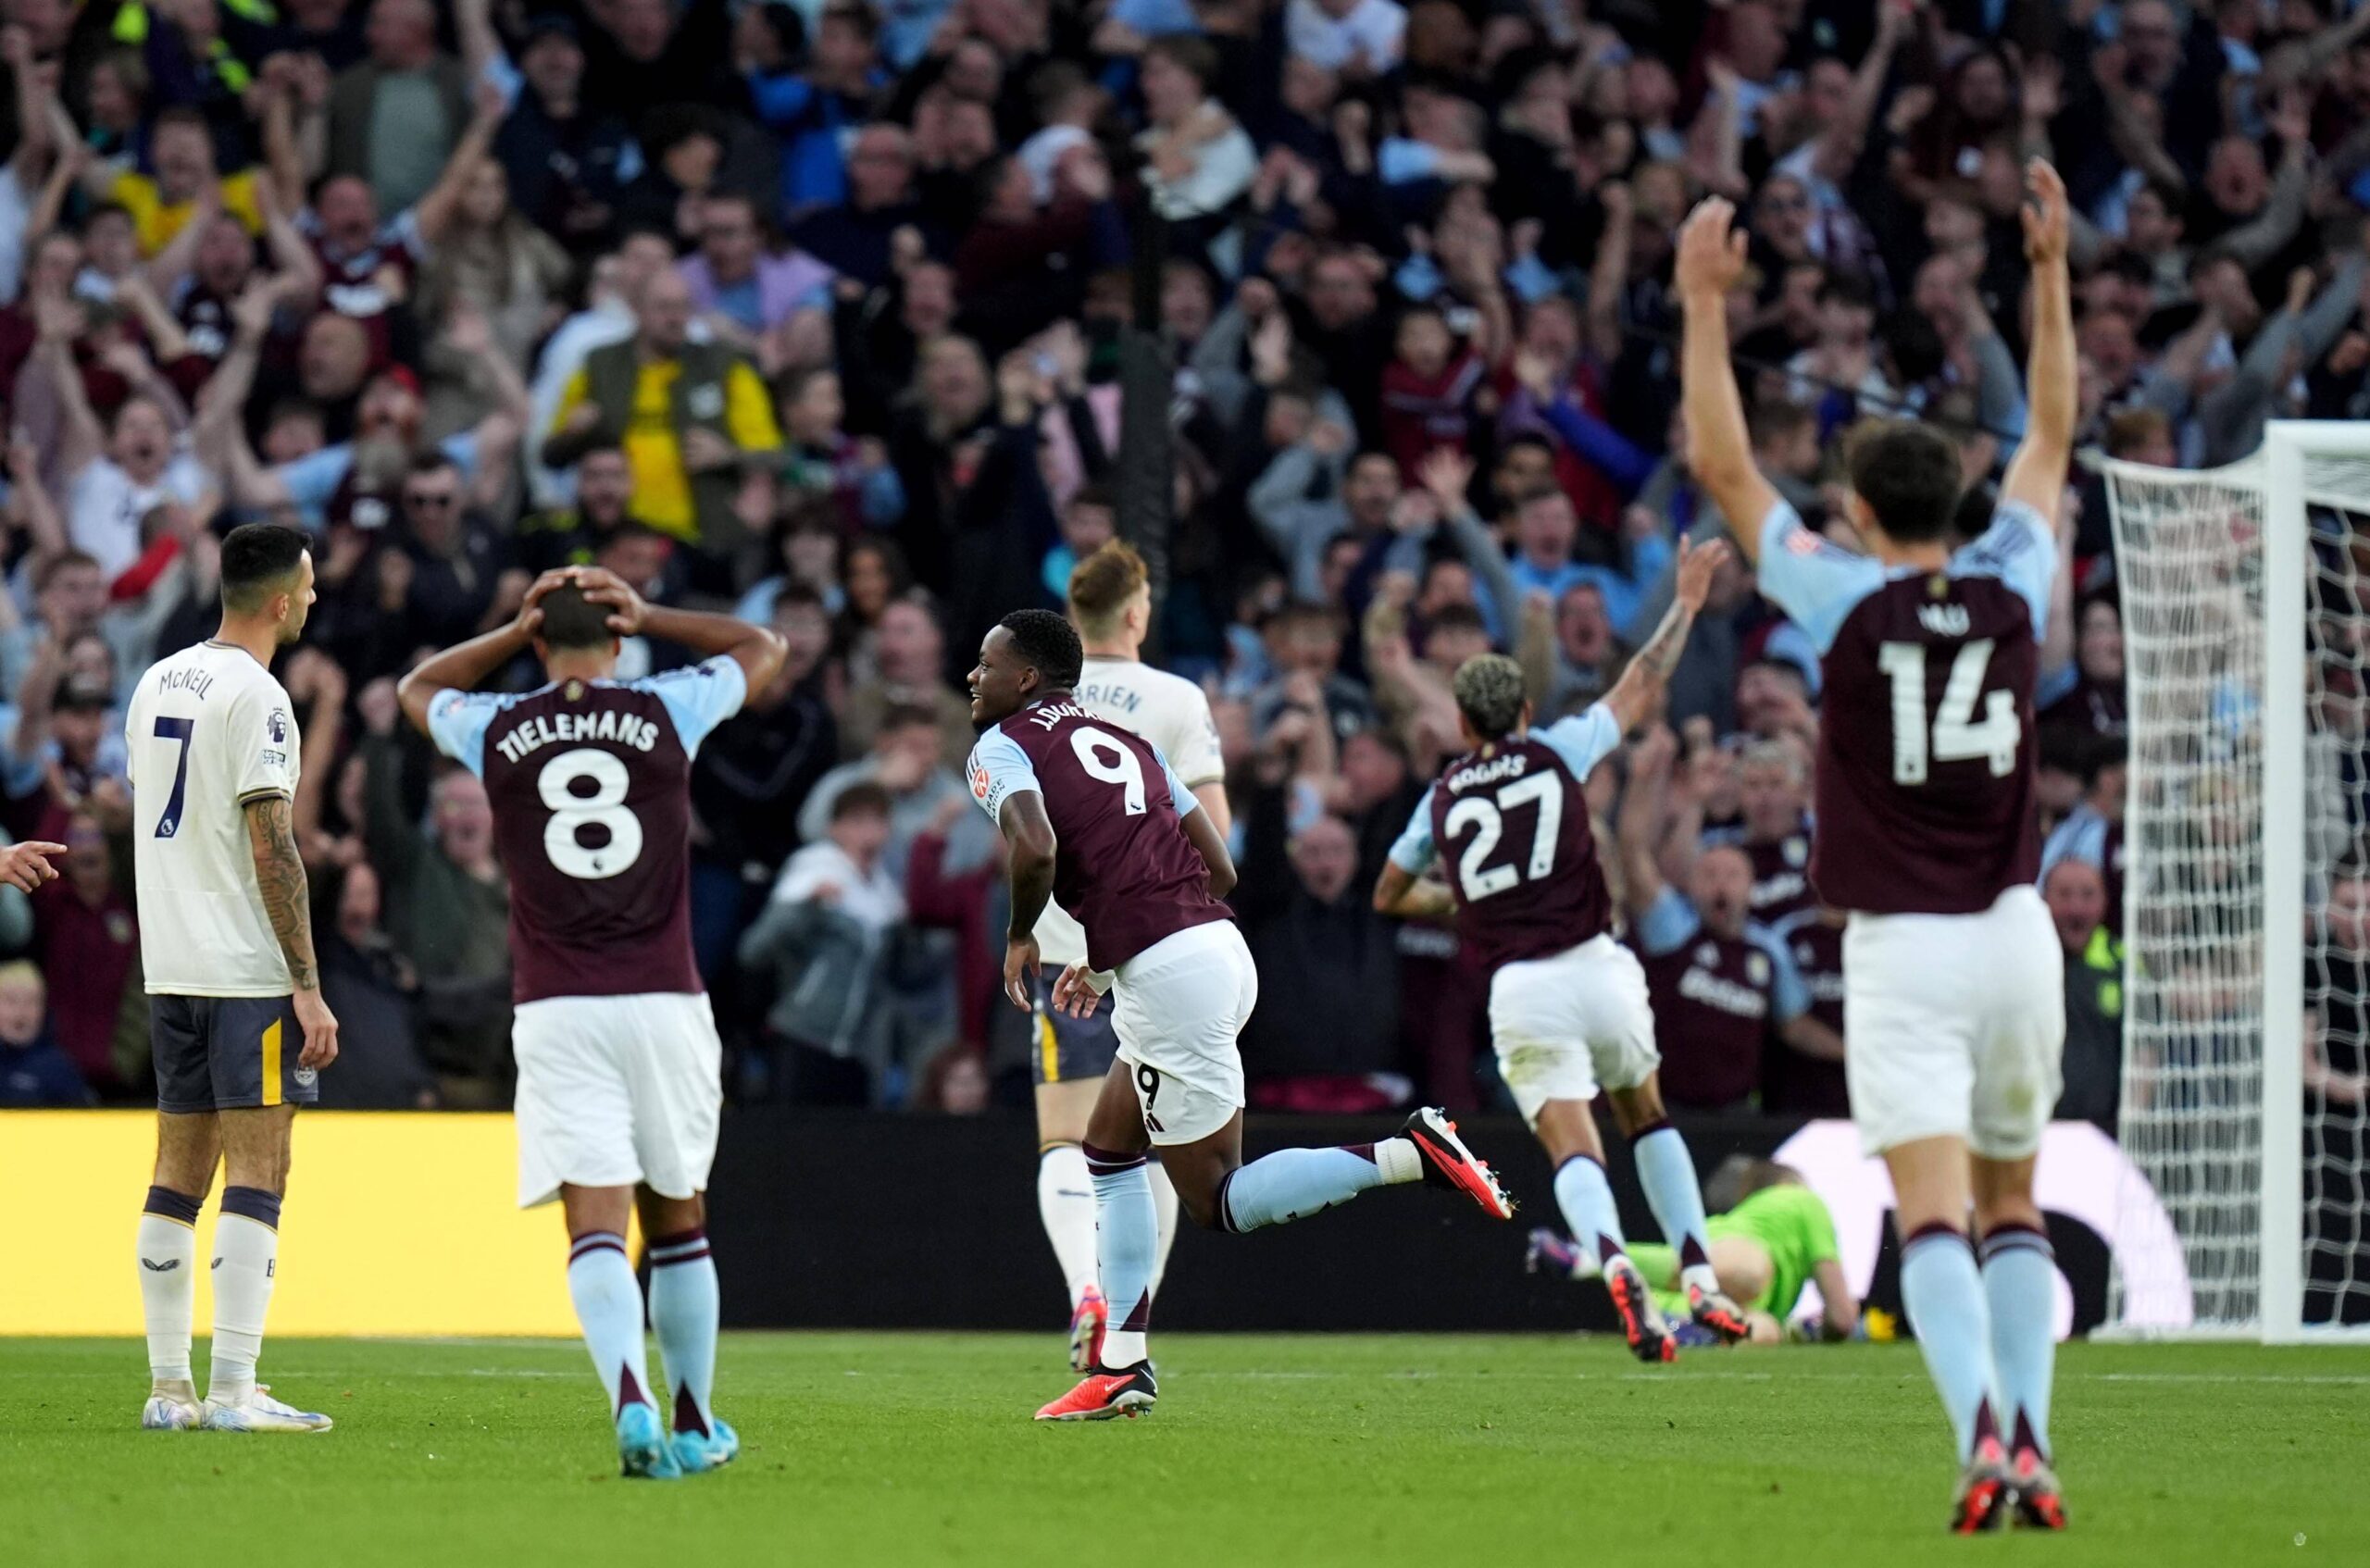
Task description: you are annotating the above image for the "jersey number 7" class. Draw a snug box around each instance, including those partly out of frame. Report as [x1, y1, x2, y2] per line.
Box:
[153, 716, 195, 839]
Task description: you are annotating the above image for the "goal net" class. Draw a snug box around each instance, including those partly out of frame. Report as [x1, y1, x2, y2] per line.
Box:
[2101, 423, 2370, 1342]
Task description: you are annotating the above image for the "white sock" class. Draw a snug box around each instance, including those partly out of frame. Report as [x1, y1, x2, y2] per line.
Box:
[207, 1188, 284, 1406]
[1037, 1145, 1101, 1305]
[137, 1188, 201, 1386]
[1148, 1161, 1180, 1299]
[568, 1232, 655, 1415]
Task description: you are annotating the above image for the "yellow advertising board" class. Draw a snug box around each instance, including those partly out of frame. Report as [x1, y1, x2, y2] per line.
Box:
[0, 1112, 582, 1336]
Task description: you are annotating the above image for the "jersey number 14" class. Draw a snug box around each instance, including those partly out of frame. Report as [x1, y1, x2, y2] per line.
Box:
[1877, 639, 2020, 785]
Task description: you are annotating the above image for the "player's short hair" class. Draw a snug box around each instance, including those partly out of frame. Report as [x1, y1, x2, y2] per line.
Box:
[1841, 420, 1963, 544]
[535, 585, 615, 651]
[832, 780, 892, 823]
[1452, 653, 1528, 740]
[1067, 541, 1148, 637]
[218, 523, 309, 615]
[998, 608, 1083, 691]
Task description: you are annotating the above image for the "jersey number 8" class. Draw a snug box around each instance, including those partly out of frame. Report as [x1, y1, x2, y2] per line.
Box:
[1877, 639, 2021, 785]
[539, 747, 643, 879]
[1444, 772, 1562, 902]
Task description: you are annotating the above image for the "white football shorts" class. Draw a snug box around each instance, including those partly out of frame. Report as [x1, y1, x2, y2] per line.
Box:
[1489, 933, 1663, 1125]
[1111, 920, 1256, 1146]
[1843, 884, 2065, 1160]
[511, 990, 724, 1208]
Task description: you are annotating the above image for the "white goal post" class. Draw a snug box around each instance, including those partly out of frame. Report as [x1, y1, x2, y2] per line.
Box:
[2100, 421, 2370, 1343]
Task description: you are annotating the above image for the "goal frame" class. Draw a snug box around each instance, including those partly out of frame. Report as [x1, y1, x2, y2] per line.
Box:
[2100, 421, 2370, 1344]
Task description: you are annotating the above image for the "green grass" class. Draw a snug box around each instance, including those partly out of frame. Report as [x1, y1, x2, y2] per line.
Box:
[4, 1336, 2365, 1566]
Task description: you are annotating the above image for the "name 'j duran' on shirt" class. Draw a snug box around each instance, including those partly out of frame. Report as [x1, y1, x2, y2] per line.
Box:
[493, 707, 664, 765]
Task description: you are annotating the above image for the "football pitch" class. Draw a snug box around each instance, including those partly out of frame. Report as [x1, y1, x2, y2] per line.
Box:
[5, 1335, 2364, 1567]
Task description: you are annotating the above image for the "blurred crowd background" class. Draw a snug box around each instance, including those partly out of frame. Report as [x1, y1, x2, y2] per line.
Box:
[0, 0, 2364, 1152]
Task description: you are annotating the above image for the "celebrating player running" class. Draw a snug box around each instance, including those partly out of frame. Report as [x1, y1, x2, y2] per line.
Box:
[1373, 536, 1753, 1365]
[967, 609, 1513, 1423]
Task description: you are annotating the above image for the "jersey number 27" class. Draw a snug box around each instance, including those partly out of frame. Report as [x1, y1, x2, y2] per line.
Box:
[1877, 639, 2020, 785]
[1445, 773, 1562, 902]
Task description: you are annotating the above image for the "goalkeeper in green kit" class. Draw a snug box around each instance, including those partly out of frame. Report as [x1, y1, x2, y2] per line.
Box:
[1530, 1159, 1861, 1345]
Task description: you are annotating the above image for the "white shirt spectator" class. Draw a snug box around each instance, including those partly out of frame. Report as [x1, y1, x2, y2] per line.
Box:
[1137, 110, 1258, 220]
[66, 453, 207, 583]
[1285, 0, 1405, 72]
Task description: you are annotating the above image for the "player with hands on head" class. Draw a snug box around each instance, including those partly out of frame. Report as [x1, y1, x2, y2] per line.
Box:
[1677, 161, 2076, 1533]
[1372, 535, 1754, 1365]
[396, 566, 787, 1480]
[127, 522, 337, 1437]
[970, 609, 1515, 1424]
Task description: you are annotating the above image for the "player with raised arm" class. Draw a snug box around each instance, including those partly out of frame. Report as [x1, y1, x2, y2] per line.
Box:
[1371, 541, 1754, 1364]
[396, 568, 786, 1479]
[128, 522, 339, 1435]
[1030, 541, 1231, 1373]
[1676, 161, 2076, 1533]
[968, 610, 1513, 1423]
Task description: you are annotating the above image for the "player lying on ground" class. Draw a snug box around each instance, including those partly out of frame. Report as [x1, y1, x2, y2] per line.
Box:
[1028, 541, 1228, 1373]
[1678, 159, 2076, 1533]
[397, 567, 786, 1479]
[1532, 1157, 1859, 1347]
[1372, 541, 1754, 1364]
[967, 609, 1514, 1423]
[129, 522, 340, 1435]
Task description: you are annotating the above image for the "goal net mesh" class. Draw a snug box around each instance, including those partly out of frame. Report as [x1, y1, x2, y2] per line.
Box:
[2103, 447, 2370, 1335]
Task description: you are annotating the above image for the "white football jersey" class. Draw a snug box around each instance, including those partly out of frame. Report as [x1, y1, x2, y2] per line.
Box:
[127, 641, 303, 996]
[1035, 654, 1226, 968]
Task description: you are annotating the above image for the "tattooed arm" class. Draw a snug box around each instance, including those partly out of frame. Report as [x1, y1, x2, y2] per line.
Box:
[1601, 537, 1732, 734]
[244, 793, 340, 1069]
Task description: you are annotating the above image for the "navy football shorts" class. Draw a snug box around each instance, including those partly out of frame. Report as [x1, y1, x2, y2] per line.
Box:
[152, 994, 317, 1114]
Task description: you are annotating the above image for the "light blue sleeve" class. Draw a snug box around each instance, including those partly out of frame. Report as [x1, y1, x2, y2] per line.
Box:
[1147, 740, 1198, 818]
[1950, 498, 2056, 643]
[1754, 498, 1887, 654]
[424, 689, 506, 778]
[967, 728, 1040, 822]
[1753, 926, 1811, 1023]
[275, 444, 355, 527]
[632, 655, 749, 758]
[1633, 885, 1701, 957]
[1387, 784, 1440, 876]
[1535, 703, 1622, 780]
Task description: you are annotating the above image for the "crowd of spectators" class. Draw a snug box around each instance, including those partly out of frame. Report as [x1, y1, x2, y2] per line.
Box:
[5, 0, 2368, 1129]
